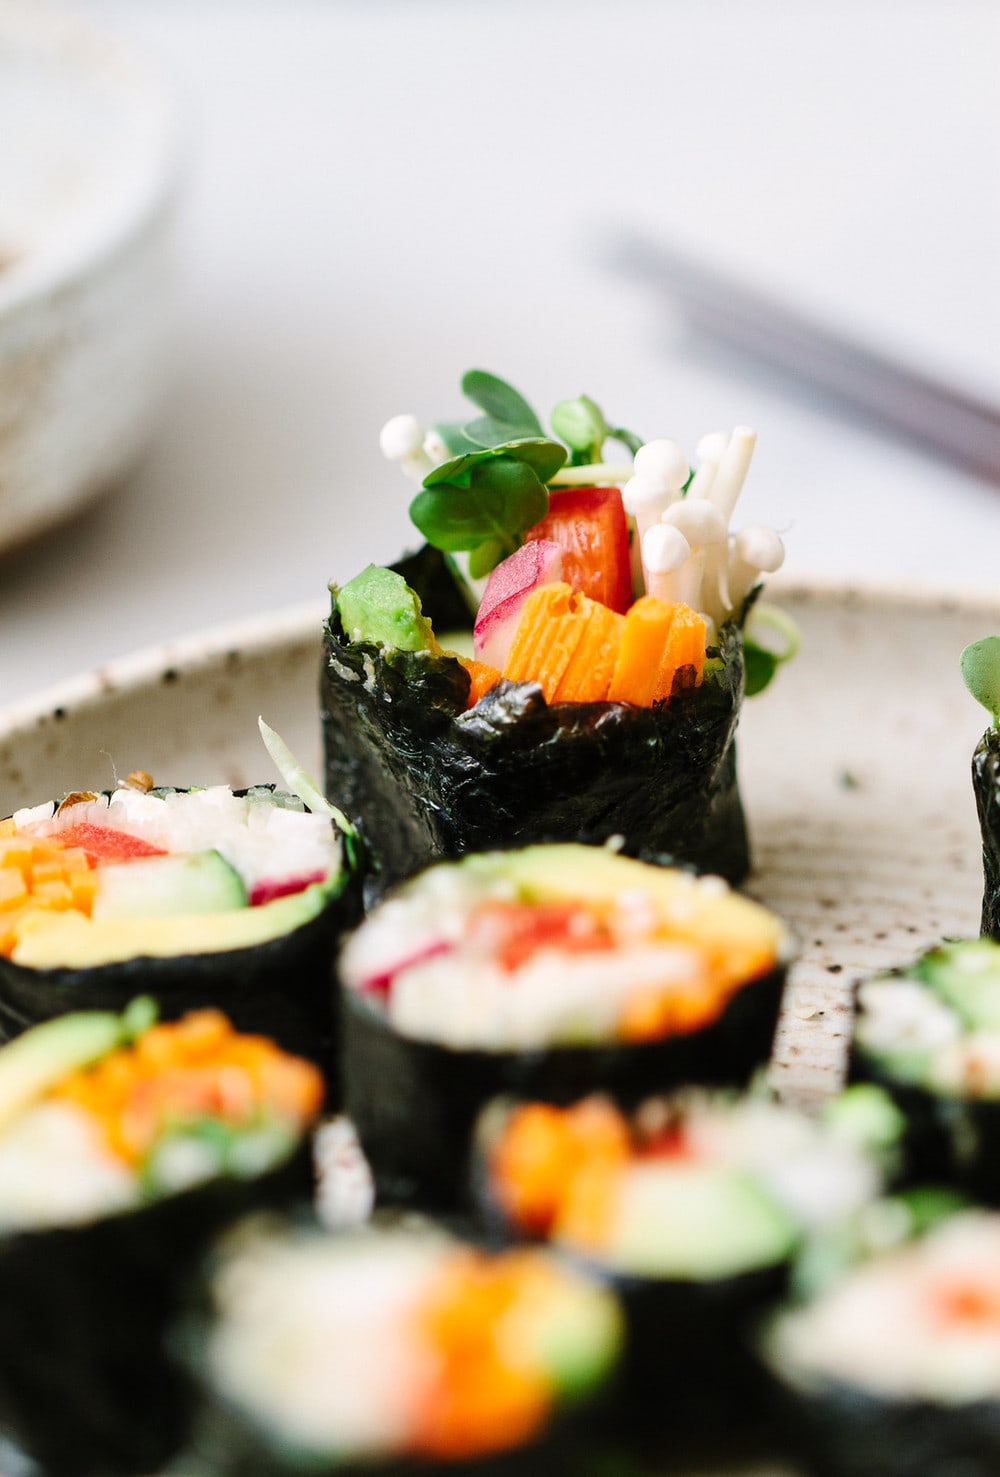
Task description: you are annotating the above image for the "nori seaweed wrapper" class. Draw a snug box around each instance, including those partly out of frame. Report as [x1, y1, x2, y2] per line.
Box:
[0, 788, 363, 1094]
[973, 727, 1000, 938]
[760, 1366, 1000, 1477]
[848, 1049, 1000, 1203]
[0, 1138, 314, 1477]
[341, 961, 787, 1210]
[321, 547, 749, 895]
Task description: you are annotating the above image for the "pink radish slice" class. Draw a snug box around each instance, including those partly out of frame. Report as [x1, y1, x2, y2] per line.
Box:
[249, 870, 328, 906]
[473, 540, 564, 669]
[359, 938, 450, 996]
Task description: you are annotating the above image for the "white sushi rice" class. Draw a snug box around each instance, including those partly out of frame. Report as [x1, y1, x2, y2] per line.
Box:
[767, 1212, 1000, 1403]
[340, 858, 758, 1049]
[20, 787, 340, 900]
[389, 941, 708, 1049]
[856, 977, 1000, 1096]
[206, 1230, 445, 1455]
[0, 1101, 138, 1230]
[677, 1095, 883, 1231]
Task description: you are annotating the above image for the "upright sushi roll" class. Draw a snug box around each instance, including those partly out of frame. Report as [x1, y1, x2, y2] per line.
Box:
[0, 998, 323, 1476]
[339, 844, 791, 1206]
[183, 1221, 623, 1476]
[0, 726, 359, 1080]
[961, 637, 1000, 937]
[323, 370, 793, 893]
[476, 1084, 898, 1442]
[851, 938, 1000, 1199]
[760, 1207, 1000, 1476]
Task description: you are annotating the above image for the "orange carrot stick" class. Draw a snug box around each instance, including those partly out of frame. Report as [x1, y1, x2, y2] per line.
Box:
[502, 583, 588, 703]
[607, 596, 677, 705]
[459, 658, 502, 708]
[552, 600, 625, 703]
[655, 603, 706, 701]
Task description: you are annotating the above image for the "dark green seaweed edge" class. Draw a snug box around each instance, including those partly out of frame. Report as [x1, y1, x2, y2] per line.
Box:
[0, 1137, 315, 1477]
[322, 547, 750, 893]
[973, 727, 1000, 939]
[341, 960, 787, 1211]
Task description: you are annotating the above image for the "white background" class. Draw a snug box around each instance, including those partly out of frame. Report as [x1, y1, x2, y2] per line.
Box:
[2, 0, 999, 709]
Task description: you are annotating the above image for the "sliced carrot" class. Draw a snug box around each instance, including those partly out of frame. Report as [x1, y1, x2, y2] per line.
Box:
[552, 599, 625, 703]
[30, 878, 74, 911]
[459, 658, 502, 709]
[0, 869, 28, 912]
[655, 603, 706, 700]
[502, 583, 589, 702]
[0, 820, 15, 839]
[607, 595, 677, 705]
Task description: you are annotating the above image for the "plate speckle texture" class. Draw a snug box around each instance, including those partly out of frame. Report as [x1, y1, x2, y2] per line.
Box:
[0, 581, 991, 1111]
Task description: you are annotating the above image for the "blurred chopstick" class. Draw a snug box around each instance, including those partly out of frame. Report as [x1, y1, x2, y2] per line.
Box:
[616, 238, 1000, 485]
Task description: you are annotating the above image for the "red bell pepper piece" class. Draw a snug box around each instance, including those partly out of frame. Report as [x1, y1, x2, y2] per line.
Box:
[525, 486, 632, 613]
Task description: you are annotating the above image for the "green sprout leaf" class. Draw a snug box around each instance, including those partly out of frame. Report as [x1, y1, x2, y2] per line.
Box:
[460, 370, 544, 439]
[742, 602, 800, 697]
[411, 454, 550, 561]
[433, 421, 481, 456]
[961, 637, 1000, 727]
[423, 438, 566, 491]
[551, 394, 609, 464]
[468, 536, 509, 580]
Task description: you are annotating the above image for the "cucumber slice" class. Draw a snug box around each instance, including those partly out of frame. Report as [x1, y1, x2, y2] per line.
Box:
[592, 1163, 797, 1280]
[92, 850, 247, 920]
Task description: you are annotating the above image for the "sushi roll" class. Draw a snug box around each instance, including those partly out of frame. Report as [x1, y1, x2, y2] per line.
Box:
[851, 938, 1000, 1200]
[183, 1221, 623, 1476]
[0, 997, 324, 1476]
[339, 844, 791, 1207]
[476, 1084, 897, 1442]
[323, 371, 792, 894]
[0, 746, 359, 1079]
[759, 1207, 1000, 1476]
[961, 637, 1000, 937]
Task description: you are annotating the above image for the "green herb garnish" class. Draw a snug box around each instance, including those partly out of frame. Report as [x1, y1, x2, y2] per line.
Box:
[961, 637, 1000, 728]
[408, 371, 642, 576]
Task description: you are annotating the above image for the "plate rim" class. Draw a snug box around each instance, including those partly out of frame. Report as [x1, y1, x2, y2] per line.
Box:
[3, 572, 1000, 742]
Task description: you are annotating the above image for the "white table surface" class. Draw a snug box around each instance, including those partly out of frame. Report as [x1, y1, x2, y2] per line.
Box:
[2, 0, 999, 715]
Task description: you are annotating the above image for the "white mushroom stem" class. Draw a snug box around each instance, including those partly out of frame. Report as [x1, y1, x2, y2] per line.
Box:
[622, 439, 690, 598]
[661, 500, 729, 610]
[641, 523, 691, 603]
[727, 525, 786, 612]
[379, 413, 434, 483]
[707, 426, 757, 520]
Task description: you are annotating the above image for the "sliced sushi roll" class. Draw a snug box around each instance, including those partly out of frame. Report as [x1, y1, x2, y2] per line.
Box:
[760, 1207, 1000, 1476]
[339, 844, 791, 1207]
[851, 938, 1000, 1199]
[184, 1221, 623, 1476]
[476, 1084, 897, 1442]
[323, 371, 794, 895]
[0, 998, 323, 1477]
[0, 752, 360, 1078]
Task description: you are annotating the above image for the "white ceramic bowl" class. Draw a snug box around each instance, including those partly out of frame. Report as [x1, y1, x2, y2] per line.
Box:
[0, 0, 181, 554]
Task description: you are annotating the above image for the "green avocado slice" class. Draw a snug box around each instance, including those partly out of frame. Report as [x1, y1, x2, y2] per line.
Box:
[11, 883, 330, 969]
[335, 565, 439, 653]
[0, 1009, 129, 1132]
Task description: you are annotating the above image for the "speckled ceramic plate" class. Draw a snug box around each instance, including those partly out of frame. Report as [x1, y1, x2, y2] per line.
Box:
[0, 579, 996, 1477]
[0, 580, 992, 1118]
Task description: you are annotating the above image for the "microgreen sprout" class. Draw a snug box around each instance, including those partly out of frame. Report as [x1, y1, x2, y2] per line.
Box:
[961, 637, 1000, 729]
[378, 372, 790, 689]
[743, 604, 800, 698]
